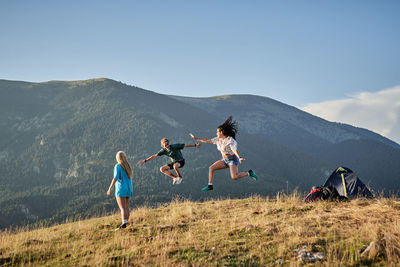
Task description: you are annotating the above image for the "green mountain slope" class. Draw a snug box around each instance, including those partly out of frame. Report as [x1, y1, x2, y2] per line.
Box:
[0, 79, 399, 229]
[0, 79, 319, 228]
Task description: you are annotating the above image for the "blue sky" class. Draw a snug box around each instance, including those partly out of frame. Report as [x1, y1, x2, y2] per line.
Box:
[1, 1, 400, 142]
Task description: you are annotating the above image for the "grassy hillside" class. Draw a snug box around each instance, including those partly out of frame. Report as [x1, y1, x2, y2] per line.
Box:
[1, 78, 399, 230]
[0, 79, 325, 229]
[1, 196, 399, 266]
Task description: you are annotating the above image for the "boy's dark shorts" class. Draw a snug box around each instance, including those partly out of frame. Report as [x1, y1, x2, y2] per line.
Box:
[168, 160, 185, 169]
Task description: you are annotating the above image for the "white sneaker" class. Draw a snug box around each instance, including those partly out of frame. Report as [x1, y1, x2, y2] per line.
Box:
[173, 177, 183, 185]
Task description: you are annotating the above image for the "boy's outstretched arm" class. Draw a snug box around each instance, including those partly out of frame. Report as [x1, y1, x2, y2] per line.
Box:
[184, 142, 201, 148]
[138, 154, 158, 165]
[189, 133, 213, 144]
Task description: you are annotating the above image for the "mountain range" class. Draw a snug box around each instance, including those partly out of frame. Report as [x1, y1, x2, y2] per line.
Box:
[0, 78, 399, 229]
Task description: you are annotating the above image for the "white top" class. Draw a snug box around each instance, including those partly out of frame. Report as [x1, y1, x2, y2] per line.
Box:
[211, 136, 238, 155]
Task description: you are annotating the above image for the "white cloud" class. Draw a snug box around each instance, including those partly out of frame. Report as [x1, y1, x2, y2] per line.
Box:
[300, 86, 400, 144]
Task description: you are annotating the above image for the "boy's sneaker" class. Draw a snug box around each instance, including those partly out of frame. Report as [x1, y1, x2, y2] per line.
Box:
[249, 169, 258, 180]
[115, 223, 127, 231]
[173, 177, 183, 185]
[201, 185, 213, 191]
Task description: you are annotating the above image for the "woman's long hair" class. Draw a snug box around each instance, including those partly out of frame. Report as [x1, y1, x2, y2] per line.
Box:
[116, 151, 133, 179]
[218, 116, 238, 139]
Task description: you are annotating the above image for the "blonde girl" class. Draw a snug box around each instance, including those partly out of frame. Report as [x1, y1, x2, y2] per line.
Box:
[107, 151, 133, 230]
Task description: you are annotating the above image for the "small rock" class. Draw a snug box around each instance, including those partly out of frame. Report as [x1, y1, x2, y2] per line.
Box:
[294, 246, 325, 263]
[361, 241, 380, 259]
[293, 245, 307, 254]
[245, 224, 254, 231]
[275, 258, 283, 264]
[157, 225, 173, 231]
[299, 252, 325, 262]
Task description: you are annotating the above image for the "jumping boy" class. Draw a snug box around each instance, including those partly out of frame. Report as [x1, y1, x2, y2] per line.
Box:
[138, 138, 200, 184]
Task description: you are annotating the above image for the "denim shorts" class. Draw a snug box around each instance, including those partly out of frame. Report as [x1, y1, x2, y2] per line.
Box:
[222, 155, 239, 167]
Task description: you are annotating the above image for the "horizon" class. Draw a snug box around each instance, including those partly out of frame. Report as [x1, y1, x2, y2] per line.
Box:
[1, 1, 399, 143]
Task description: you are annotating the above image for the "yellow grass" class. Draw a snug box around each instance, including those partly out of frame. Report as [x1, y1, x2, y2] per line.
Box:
[1, 195, 399, 266]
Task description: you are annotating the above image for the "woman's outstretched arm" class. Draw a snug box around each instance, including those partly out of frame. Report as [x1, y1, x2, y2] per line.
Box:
[189, 133, 213, 144]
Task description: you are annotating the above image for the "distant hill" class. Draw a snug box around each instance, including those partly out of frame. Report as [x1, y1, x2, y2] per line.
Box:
[172, 94, 400, 189]
[0, 78, 399, 229]
[1, 196, 399, 266]
[171, 94, 399, 150]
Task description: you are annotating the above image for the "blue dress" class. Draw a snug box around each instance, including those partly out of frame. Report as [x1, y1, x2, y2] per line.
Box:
[114, 164, 133, 197]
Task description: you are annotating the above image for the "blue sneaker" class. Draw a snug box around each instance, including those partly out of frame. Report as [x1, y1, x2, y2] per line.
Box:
[249, 169, 258, 180]
[201, 185, 213, 191]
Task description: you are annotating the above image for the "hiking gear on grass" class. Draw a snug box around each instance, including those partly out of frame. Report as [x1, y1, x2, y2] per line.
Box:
[304, 186, 323, 202]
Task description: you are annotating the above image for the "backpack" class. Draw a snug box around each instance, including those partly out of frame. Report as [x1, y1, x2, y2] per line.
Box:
[304, 186, 323, 202]
[304, 185, 348, 202]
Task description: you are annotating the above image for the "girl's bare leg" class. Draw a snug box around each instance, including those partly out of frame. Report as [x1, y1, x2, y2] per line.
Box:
[116, 197, 130, 223]
[122, 197, 130, 221]
[208, 160, 227, 184]
[229, 165, 249, 180]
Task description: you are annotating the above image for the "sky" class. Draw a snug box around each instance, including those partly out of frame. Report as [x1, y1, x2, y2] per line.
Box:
[0, 1, 399, 143]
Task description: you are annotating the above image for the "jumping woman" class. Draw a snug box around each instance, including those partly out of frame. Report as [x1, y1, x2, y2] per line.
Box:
[138, 138, 200, 185]
[107, 151, 133, 230]
[190, 116, 258, 191]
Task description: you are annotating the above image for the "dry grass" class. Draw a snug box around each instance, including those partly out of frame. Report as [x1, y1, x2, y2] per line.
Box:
[1, 195, 399, 266]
